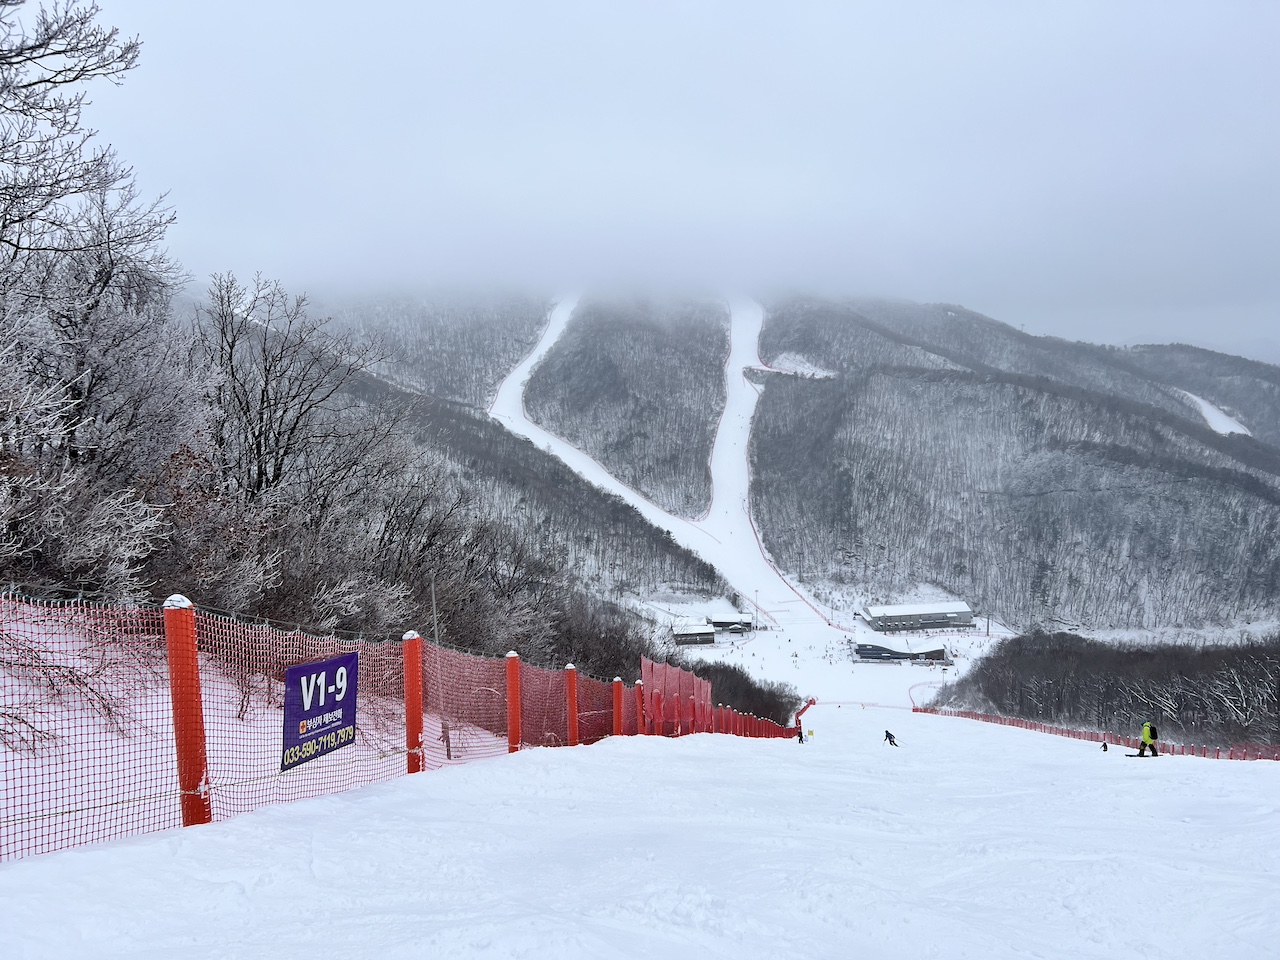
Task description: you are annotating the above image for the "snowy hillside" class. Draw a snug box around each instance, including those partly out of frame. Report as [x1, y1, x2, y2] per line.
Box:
[751, 298, 1280, 631]
[523, 297, 730, 518]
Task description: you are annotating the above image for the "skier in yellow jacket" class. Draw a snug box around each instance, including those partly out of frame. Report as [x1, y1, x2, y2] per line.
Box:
[1137, 720, 1159, 757]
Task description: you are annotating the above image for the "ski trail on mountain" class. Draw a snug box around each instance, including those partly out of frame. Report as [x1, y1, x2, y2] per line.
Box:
[489, 296, 848, 633]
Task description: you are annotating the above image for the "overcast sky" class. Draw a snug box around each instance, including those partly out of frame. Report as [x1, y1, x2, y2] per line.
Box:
[89, 1, 1279, 359]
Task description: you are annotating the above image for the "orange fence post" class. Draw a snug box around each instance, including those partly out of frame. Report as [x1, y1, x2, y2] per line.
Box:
[162, 595, 212, 827]
[403, 631, 424, 774]
[635, 680, 645, 735]
[612, 677, 624, 737]
[566, 663, 580, 746]
[506, 651, 521, 753]
[654, 692, 664, 736]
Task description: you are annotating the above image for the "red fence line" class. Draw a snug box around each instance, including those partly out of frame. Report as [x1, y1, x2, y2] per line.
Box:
[1, 594, 795, 863]
[913, 707, 1280, 761]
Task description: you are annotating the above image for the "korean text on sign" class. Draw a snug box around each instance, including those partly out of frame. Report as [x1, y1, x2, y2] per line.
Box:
[281, 652, 358, 771]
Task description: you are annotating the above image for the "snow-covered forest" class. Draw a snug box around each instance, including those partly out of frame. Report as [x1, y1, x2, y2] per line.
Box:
[934, 631, 1280, 745]
[523, 297, 729, 517]
[750, 298, 1280, 631]
[325, 293, 551, 409]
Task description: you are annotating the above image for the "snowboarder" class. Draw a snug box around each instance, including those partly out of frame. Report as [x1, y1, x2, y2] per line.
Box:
[884, 730, 898, 747]
[1137, 720, 1159, 757]
[1100, 740, 1108, 752]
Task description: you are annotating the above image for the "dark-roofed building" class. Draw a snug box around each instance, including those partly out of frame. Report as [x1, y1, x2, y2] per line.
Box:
[856, 643, 949, 662]
[862, 601, 973, 633]
[672, 618, 715, 645]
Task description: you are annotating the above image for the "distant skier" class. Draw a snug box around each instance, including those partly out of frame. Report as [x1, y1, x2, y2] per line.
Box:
[1137, 720, 1159, 757]
[797, 725, 805, 744]
[1100, 740, 1108, 752]
[884, 730, 898, 747]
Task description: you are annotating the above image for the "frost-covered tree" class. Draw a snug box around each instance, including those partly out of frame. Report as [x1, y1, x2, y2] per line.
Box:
[0, 1, 183, 595]
[0, 0, 143, 257]
[193, 273, 385, 504]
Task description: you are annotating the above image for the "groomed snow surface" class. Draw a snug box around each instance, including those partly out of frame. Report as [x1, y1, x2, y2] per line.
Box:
[4, 706, 1278, 959]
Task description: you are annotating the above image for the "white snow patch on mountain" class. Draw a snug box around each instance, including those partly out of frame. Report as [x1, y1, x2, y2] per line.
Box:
[764, 352, 835, 378]
[1178, 389, 1252, 435]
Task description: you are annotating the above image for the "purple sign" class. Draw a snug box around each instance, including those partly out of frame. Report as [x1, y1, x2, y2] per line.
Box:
[281, 652, 358, 771]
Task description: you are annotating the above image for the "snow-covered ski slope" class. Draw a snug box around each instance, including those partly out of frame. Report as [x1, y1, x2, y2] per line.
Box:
[490, 296, 825, 629]
[5, 297, 1279, 958]
[1178, 388, 1252, 436]
[490, 295, 1000, 705]
[4, 707, 1277, 959]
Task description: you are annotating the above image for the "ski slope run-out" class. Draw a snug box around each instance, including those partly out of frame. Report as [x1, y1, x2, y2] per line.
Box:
[5, 705, 1277, 959]
[489, 296, 995, 705]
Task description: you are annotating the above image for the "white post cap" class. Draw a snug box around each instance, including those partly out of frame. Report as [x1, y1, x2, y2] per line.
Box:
[164, 594, 193, 610]
[402, 630, 421, 641]
[506, 650, 519, 658]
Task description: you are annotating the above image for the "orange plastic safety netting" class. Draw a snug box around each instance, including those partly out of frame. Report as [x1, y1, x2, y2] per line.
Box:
[3, 594, 777, 863]
[576, 673, 614, 744]
[194, 609, 409, 822]
[1, 595, 178, 861]
[1, 596, 515, 861]
[518, 661, 569, 748]
[419, 642, 509, 766]
[641, 657, 712, 735]
[621, 679, 639, 735]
